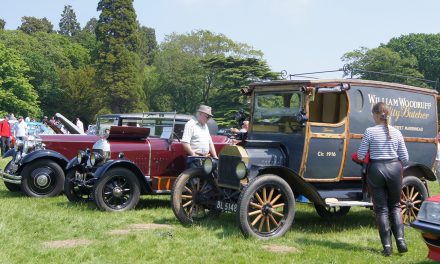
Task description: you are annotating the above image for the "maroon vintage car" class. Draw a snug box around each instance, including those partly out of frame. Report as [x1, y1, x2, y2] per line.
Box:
[0, 112, 183, 197]
[64, 112, 231, 212]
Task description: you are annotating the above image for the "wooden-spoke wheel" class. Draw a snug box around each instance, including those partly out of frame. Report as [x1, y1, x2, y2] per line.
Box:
[400, 176, 428, 225]
[171, 169, 220, 225]
[238, 175, 295, 239]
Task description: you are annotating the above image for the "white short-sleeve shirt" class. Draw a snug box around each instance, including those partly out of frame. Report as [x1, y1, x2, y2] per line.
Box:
[181, 118, 212, 155]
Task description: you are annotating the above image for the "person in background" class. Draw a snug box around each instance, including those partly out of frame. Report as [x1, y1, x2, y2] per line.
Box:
[14, 116, 28, 140]
[357, 102, 409, 256]
[0, 115, 12, 155]
[182, 105, 218, 161]
[231, 120, 249, 134]
[9, 113, 16, 120]
[25, 116, 30, 122]
[76, 117, 84, 133]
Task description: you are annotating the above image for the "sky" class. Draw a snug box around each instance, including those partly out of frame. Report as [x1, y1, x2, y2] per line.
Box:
[1, 0, 439, 79]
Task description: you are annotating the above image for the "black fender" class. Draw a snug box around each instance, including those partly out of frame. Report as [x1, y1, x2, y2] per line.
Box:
[94, 159, 152, 193]
[258, 166, 326, 206]
[2, 148, 16, 159]
[21, 149, 69, 169]
[404, 162, 436, 182]
[65, 157, 80, 171]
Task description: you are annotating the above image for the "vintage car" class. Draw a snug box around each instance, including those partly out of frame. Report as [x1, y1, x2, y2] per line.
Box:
[411, 194, 440, 262]
[171, 79, 438, 239]
[64, 112, 230, 212]
[0, 113, 154, 197]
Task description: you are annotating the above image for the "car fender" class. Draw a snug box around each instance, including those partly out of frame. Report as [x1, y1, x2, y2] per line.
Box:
[94, 159, 151, 193]
[21, 149, 69, 168]
[2, 148, 16, 159]
[65, 157, 80, 171]
[404, 162, 436, 182]
[258, 166, 326, 206]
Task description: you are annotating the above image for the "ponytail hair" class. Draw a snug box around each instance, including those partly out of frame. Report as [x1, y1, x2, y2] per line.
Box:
[372, 102, 391, 139]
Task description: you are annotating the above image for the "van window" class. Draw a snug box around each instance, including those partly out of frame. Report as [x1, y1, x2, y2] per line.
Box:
[308, 92, 348, 123]
[253, 91, 302, 133]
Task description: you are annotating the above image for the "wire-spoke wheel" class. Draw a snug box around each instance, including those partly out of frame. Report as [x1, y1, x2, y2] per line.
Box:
[400, 176, 428, 225]
[21, 159, 64, 197]
[314, 205, 350, 218]
[94, 168, 140, 212]
[171, 169, 220, 225]
[64, 169, 93, 203]
[238, 174, 295, 239]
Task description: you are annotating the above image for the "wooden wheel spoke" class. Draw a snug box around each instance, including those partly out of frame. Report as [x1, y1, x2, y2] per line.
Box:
[263, 187, 267, 203]
[248, 209, 262, 216]
[272, 202, 285, 209]
[413, 200, 422, 205]
[267, 188, 274, 203]
[409, 187, 414, 202]
[413, 206, 420, 212]
[196, 179, 200, 191]
[199, 181, 207, 192]
[401, 207, 407, 215]
[265, 216, 270, 232]
[254, 192, 264, 205]
[271, 209, 284, 217]
[411, 191, 420, 201]
[184, 186, 192, 194]
[410, 208, 417, 219]
[250, 202, 262, 209]
[181, 195, 192, 199]
[252, 214, 264, 227]
[402, 212, 408, 223]
[183, 200, 192, 208]
[258, 216, 265, 232]
[404, 187, 410, 200]
[271, 194, 282, 205]
[269, 214, 279, 226]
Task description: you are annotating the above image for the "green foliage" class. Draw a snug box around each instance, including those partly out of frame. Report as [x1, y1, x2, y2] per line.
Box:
[139, 26, 157, 66]
[58, 65, 102, 125]
[58, 5, 81, 37]
[0, 19, 5, 30]
[18, 16, 53, 34]
[73, 18, 101, 62]
[0, 42, 41, 117]
[96, 0, 146, 113]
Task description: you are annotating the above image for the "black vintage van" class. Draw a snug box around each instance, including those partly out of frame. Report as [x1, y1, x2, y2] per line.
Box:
[171, 79, 438, 239]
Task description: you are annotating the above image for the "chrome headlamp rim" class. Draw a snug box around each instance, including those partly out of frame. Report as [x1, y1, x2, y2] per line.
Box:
[203, 157, 214, 174]
[235, 161, 248, 180]
[90, 152, 96, 166]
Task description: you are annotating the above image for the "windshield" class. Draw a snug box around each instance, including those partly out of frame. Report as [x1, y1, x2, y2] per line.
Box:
[252, 91, 302, 133]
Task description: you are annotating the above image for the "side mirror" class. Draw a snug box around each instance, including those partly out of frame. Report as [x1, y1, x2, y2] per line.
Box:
[295, 109, 308, 127]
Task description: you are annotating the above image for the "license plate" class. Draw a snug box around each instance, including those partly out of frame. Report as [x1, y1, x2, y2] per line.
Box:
[216, 201, 238, 213]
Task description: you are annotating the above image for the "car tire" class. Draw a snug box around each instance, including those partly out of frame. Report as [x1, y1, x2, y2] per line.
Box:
[314, 205, 350, 218]
[171, 169, 220, 226]
[93, 167, 140, 212]
[64, 169, 92, 203]
[238, 174, 295, 239]
[3, 161, 21, 192]
[21, 159, 64, 197]
[401, 176, 428, 225]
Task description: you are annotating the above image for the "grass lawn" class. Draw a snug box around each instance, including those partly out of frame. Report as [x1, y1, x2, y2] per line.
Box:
[0, 158, 438, 264]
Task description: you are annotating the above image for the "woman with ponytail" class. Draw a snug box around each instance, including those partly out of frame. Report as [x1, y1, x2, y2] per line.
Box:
[357, 102, 409, 256]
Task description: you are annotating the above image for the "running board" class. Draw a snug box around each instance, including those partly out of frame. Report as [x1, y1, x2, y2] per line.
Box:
[324, 198, 373, 207]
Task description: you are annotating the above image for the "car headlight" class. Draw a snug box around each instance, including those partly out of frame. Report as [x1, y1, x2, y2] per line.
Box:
[15, 139, 24, 151]
[91, 139, 111, 163]
[90, 152, 96, 166]
[77, 150, 89, 164]
[417, 201, 440, 224]
[235, 161, 248, 179]
[90, 151, 107, 167]
[203, 158, 217, 174]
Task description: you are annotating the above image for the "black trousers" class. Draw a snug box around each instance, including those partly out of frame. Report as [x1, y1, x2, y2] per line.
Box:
[1, 136, 10, 156]
[368, 160, 402, 217]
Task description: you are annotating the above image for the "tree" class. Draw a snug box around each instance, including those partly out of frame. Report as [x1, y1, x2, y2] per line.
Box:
[341, 46, 428, 87]
[139, 26, 157, 66]
[18, 16, 53, 34]
[152, 30, 267, 115]
[59, 5, 81, 37]
[0, 19, 5, 30]
[0, 42, 41, 117]
[96, 0, 146, 113]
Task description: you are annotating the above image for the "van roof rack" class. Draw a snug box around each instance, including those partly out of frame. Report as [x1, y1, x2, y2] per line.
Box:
[282, 65, 439, 90]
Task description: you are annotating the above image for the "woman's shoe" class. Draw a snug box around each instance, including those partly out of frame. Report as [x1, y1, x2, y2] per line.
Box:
[396, 239, 408, 253]
[382, 246, 392, 257]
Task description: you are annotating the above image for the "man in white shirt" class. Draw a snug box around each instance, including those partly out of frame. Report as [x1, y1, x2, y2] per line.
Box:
[182, 105, 218, 160]
[14, 116, 28, 140]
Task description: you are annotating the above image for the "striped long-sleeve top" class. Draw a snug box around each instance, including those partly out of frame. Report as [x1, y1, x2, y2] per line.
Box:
[357, 125, 409, 162]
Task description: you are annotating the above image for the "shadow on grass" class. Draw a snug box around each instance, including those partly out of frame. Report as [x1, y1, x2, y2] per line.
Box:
[296, 237, 378, 254]
[0, 189, 26, 198]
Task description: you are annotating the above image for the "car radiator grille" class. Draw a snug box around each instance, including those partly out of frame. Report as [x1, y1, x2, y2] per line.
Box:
[217, 155, 241, 189]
